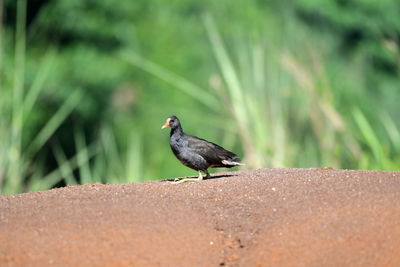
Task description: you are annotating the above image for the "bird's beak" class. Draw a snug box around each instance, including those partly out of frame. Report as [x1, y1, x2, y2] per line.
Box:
[161, 118, 170, 129]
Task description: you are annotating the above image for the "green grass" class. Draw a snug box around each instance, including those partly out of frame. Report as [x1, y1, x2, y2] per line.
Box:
[1, 3, 399, 195]
[124, 13, 400, 172]
[0, 1, 92, 194]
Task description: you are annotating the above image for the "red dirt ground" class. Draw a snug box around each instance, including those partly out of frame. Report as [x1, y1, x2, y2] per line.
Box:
[1, 168, 400, 266]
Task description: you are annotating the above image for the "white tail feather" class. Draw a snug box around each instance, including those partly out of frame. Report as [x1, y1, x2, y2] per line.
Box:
[222, 160, 244, 166]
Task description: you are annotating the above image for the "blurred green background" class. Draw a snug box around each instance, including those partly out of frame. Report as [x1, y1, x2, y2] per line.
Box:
[1, 0, 399, 194]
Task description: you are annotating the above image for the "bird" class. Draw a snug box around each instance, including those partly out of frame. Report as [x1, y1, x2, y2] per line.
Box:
[162, 115, 242, 184]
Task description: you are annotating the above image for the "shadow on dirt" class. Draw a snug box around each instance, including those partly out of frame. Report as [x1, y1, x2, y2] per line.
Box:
[208, 174, 236, 179]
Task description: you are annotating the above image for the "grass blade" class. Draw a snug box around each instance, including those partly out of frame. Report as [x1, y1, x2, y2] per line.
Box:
[100, 125, 122, 182]
[352, 108, 382, 167]
[74, 128, 92, 184]
[125, 132, 142, 183]
[27, 89, 83, 157]
[30, 141, 99, 192]
[381, 112, 400, 152]
[52, 141, 78, 186]
[24, 50, 56, 118]
[8, 0, 27, 193]
[122, 52, 220, 111]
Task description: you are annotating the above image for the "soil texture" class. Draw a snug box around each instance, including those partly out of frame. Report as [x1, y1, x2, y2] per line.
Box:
[1, 168, 400, 266]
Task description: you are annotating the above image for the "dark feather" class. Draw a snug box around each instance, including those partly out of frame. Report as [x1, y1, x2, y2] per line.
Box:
[164, 115, 241, 173]
[186, 135, 239, 167]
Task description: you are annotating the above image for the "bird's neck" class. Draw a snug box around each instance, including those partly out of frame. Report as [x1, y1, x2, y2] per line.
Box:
[170, 125, 183, 138]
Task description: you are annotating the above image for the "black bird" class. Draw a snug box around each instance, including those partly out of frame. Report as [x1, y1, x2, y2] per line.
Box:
[162, 115, 242, 183]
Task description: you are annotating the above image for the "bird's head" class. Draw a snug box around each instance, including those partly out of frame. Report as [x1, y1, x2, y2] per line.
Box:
[161, 115, 180, 129]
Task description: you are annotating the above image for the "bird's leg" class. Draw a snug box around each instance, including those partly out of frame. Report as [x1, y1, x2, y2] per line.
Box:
[170, 171, 203, 184]
[204, 170, 210, 179]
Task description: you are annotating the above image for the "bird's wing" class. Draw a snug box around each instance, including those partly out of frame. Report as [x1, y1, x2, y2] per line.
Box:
[186, 135, 238, 164]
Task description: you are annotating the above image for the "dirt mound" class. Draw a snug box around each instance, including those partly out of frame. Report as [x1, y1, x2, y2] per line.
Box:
[1, 168, 400, 266]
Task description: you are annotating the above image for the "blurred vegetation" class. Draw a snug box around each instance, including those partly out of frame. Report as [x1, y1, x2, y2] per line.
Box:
[0, 0, 399, 194]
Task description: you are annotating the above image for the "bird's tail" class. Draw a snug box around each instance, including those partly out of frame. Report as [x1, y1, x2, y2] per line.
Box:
[221, 160, 244, 166]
